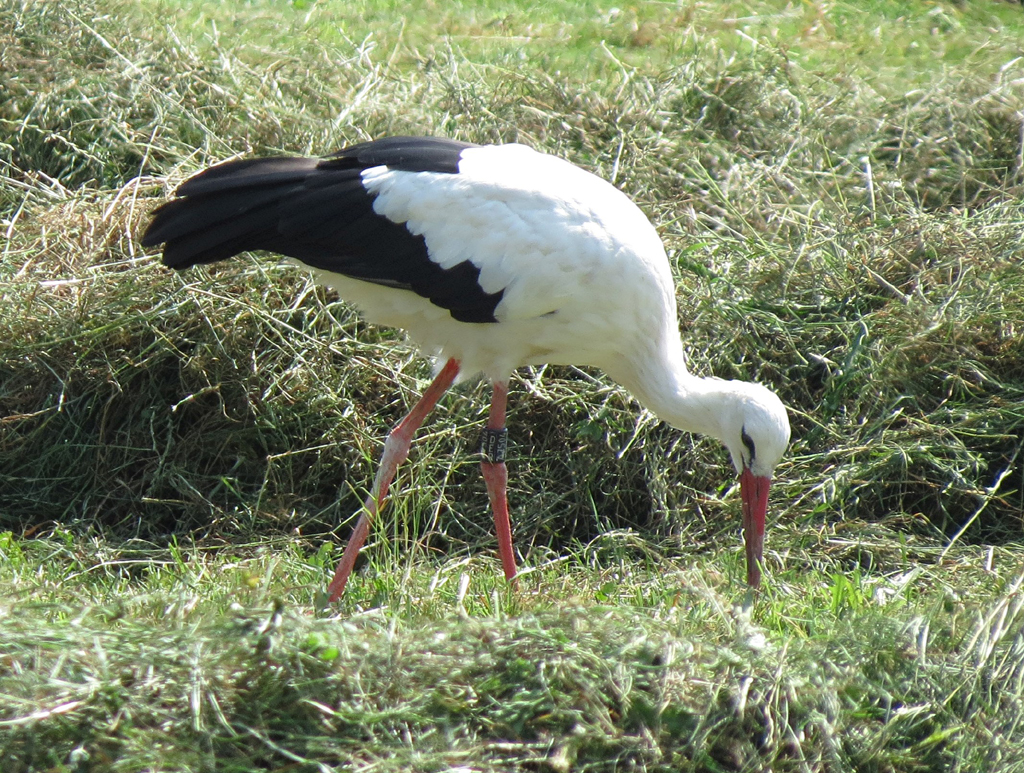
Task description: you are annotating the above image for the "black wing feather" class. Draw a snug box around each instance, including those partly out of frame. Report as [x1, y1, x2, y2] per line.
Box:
[141, 136, 503, 324]
[321, 135, 476, 173]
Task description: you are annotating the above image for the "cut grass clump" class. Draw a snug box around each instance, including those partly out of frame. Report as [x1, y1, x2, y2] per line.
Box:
[3, 539, 1024, 771]
[2, 3, 1024, 565]
[7, 1, 1024, 769]
[3, 0, 1024, 560]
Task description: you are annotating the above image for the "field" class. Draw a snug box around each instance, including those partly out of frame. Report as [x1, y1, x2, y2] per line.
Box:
[3, 0, 1024, 770]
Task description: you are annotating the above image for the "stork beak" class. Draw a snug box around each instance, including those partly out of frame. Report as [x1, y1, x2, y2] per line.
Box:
[739, 468, 771, 588]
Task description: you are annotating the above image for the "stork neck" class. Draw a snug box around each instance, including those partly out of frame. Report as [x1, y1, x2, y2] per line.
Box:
[606, 335, 732, 444]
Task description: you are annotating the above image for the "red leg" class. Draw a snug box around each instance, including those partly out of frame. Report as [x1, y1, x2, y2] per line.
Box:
[480, 380, 518, 583]
[327, 358, 461, 602]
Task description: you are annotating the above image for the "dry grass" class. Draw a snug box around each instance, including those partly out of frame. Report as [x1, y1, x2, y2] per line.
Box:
[3, 0, 1024, 770]
[4, 535, 1024, 771]
[3, 1, 1023, 549]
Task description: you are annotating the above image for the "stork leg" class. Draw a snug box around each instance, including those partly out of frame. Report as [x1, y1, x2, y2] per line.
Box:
[480, 380, 518, 583]
[327, 357, 461, 602]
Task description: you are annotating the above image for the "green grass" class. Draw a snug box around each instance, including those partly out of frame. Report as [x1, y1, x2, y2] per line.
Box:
[4, 536, 1024, 771]
[3, 0, 1024, 770]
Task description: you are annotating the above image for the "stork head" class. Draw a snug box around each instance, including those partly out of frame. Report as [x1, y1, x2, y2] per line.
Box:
[718, 382, 791, 588]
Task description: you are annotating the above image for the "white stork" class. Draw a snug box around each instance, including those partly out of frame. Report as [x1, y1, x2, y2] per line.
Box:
[141, 136, 791, 600]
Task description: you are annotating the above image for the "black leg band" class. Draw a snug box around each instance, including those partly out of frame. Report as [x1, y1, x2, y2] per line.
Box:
[479, 427, 508, 464]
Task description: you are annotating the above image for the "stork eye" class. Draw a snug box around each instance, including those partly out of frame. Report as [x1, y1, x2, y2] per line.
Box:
[741, 427, 756, 464]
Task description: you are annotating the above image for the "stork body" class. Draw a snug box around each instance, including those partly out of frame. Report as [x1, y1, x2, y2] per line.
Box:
[142, 136, 791, 599]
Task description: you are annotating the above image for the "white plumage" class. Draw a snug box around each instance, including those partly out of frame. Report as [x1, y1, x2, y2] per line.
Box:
[322, 144, 671, 380]
[141, 136, 791, 600]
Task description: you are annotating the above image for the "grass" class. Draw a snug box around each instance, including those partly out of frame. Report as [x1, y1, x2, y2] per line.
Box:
[4, 537, 1024, 771]
[3, 0, 1024, 770]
